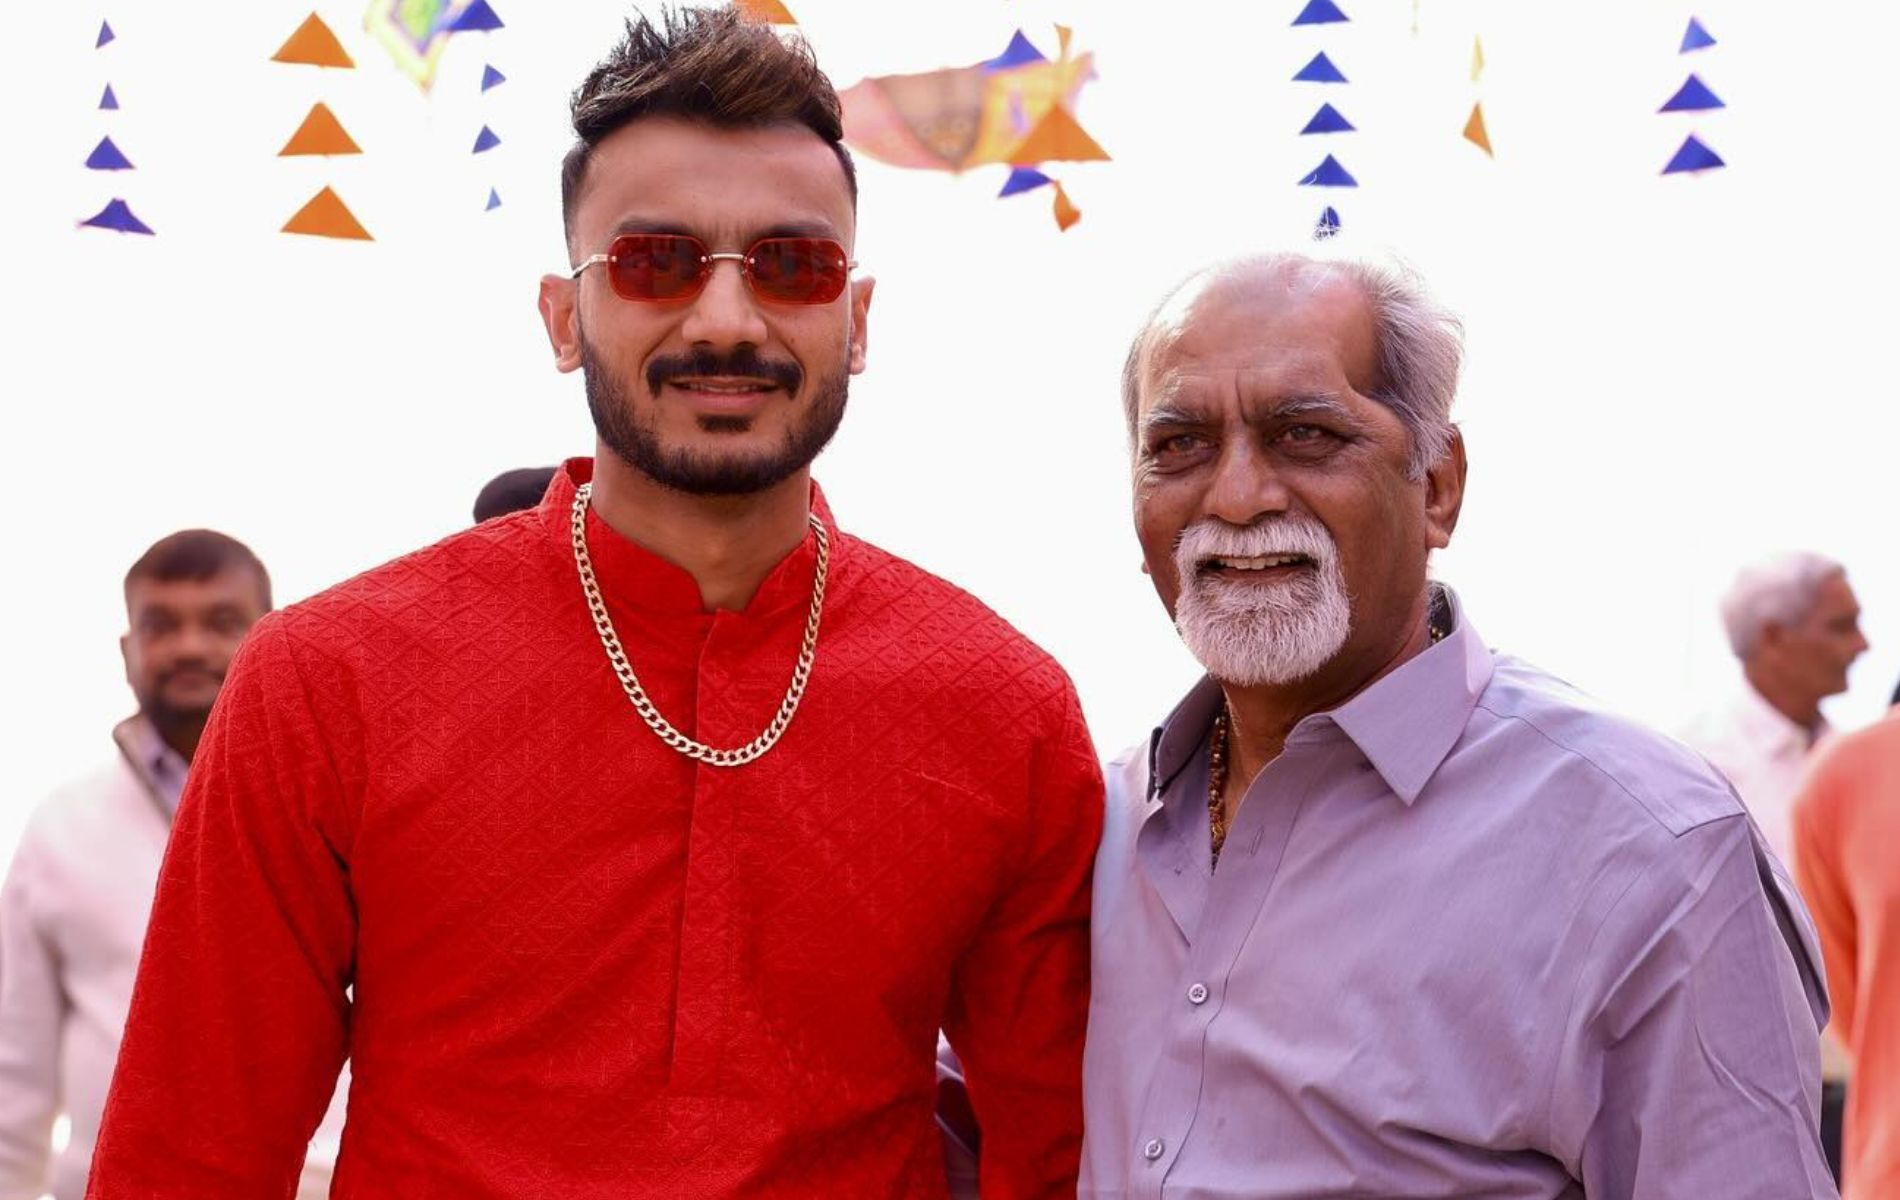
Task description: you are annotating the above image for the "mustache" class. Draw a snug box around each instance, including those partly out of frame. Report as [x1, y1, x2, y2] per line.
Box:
[1173, 515, 1338, 570]
[645, 346, 802, 397]
[156, 659, 221, 686]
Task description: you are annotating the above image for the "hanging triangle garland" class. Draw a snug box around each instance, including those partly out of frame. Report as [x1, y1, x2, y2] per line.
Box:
[486, 188, 503, 211]
[472, 125, 502, 153]
[280, 102, 362, 156]
[80, 198, 154, 235]
[1051, 182, 1081, 231]
[85, 136, 134, 171]
[96, 21, 115, 48]
[1298, 154, 1358, 187]
[1292, 0, 1350, 26]
[985, 30, 1048, 71]
[1300, 103, 1355, 135]
[733, 0, 796, 24]
[273, 13, 355, 69]
[1659, 74, 1723, 112]
[1471, 36, 1485, 82]
[1008, 105, 1109, 164]
[481, 64, 507, 91]
[447, 0, 505, 32]
[999, 166, 1053, 197]
[283, 186, 373, 239]
[1681, 18, 1716, 53]
[1293, 52, 1348, 83]
[1314, 206, 1341, 239]
[1463, 103, 1493, 156]
[1662, 133, 1724, 174]
[100, 84, 120, 110]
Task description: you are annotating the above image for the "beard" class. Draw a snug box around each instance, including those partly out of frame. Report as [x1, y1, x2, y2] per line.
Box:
[133, 662, 223, 740]
[581, 333, 847, 497]
[1171, 515, 1352, 687]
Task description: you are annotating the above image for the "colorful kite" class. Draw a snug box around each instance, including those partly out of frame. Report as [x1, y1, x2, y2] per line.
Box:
[364, 0, 493, 91]
[840, 25, 1104, 231]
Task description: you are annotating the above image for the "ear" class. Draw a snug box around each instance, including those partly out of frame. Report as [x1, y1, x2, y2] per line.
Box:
[119, 632, 135, 687]
[846, 275, 875, 375]
[538, 273, 585, 374]
[1423, 427, 1467, 551]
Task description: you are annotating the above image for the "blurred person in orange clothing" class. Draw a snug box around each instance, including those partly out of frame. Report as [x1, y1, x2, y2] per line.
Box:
[1793, 699, 1900, 1198]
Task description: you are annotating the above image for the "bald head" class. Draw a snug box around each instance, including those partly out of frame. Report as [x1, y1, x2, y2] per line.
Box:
[1122, 252, 1463, 479]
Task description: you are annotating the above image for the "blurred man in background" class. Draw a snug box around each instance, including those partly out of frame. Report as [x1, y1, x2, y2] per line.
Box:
[1794, 701, 1900, 1198]
[472, 466, 559, 523]
[0, 531, 342, 1200]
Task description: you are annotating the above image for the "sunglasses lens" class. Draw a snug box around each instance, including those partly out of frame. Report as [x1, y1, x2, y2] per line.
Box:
[747, 238, 850, 304]
[607, 235, 705, 301]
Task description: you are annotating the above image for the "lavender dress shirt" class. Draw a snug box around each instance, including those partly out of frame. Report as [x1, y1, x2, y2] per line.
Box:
[1082, 590, 1837, 1199]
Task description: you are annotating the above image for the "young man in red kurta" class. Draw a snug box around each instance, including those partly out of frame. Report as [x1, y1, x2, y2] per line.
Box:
[85, 9, 1102, 1198]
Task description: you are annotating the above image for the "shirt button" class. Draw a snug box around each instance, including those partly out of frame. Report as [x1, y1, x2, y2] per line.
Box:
[1142, 1138, 1165, 1161]
[1187, 982, 1209, 1005]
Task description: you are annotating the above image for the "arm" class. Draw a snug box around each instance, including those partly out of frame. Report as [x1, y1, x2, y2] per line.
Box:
[1556, 815, 1837, 1199]
[1791, 768, 1857, 1048]
[0, 832, 60, 1200]
[942, 684, 1104, 1200]
[87, 619, 357, 1199]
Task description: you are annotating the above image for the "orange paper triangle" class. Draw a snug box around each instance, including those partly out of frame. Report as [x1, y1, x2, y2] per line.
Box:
[1056, 24, 1074, 60]
[1009, 105, 1110, 166]
[1463, 102, 1493, 156]
[283, 186, 372, 240]
[1052, 182, 1081, 231]
[734, 0, 797, 23]
[273, 13, 354, 69]
[279, 103, 362, 156]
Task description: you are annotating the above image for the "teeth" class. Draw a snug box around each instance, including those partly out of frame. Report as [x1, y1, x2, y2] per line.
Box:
[1211, 554, 1308, 571]
[676, 382, 771, 393]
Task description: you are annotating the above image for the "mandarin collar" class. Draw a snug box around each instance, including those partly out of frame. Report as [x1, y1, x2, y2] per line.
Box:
[539, 457, 839, 619]
[1148, 585, 1494, 807]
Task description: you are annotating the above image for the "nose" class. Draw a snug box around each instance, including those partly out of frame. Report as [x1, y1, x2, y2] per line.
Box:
[679, 257, 770, 352]
[1203, 439, 1292, 527]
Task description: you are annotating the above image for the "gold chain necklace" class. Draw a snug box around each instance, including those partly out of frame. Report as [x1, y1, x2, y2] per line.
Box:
[569, 481, 829, 767]
[1208, 614, 1448, 868]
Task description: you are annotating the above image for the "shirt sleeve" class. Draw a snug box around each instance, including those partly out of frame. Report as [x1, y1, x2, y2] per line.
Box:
[0, 829, 60, 1200]
[1553, 814, 1837, 1199]
[1791, 762, 1857, 1048]
[87, 618, 357, 1200]
[941, 680, 1104, 1200]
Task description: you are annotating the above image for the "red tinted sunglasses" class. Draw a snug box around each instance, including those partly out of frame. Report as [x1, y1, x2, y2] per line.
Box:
[571, 233, 855, 305]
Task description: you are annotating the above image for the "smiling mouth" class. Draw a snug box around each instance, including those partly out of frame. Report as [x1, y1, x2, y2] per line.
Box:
[664, 377, 782, 395]
[1199, 552, 1316, 575]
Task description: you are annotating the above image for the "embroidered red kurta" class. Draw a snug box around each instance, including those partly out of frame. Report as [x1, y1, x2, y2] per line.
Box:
[87, 460, 1102, 1199]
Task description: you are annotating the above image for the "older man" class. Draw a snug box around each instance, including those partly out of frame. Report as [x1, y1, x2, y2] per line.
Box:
[1081, 251, 1838, 1198]
[1680, 552, 1869, 867]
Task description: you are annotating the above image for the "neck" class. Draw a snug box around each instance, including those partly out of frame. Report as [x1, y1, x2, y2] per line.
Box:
[1219, 592, 1436, 797]
[149, 713, 206, 763]
[588, 444, 814, 612]
[1743, 661, 1823, 733]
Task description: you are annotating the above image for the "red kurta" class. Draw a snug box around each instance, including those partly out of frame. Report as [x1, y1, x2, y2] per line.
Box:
[87, 460, 1102, 1199]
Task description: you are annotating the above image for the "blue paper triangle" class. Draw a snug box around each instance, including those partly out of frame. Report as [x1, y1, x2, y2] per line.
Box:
[96, 20, 115, 48]
[100, 84, 120, 110]
[984, 30, 1047, 71]
[80, 197, 154, 235]
[998, 166, 1053, 197]
[1662, 133, 1724, 174]
[1660, 74, 1724, 112]
[486, 187, 503, 211]
[1680, 17, 1716, 53]
[480, 63, 506, 91]
[447, 0, 504, 33]
[1293, 51, 1348, 84]
[472, 125, 501, 153]
[85, 136, 134, 171]
[1298, 154, 1358, 187]
[1299, 102, 1355, 135]
[1314, 206, 1342, 240]
[1292, 0, 1350, 26]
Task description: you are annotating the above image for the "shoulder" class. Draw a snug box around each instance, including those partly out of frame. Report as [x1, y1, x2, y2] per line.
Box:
[1797, 710, 1900, 817]
[12, 755, 142, 866]
[1467, 655, 1744, 840]
[833, 532, 1081, 724]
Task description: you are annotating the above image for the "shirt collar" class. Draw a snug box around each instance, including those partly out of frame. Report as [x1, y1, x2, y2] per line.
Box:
[538, 457, 839, 619]
[1732, 681, 1824, 755]
[1147, 585, 1495, 807]
[113, 714, 190, 816]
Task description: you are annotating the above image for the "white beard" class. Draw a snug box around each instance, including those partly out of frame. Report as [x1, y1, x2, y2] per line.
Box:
[1171, 516, 1352, 686]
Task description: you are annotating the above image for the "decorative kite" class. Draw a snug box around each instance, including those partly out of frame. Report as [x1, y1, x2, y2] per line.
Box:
[839, 25, 1105, 231]
[364, 0, 500, 91]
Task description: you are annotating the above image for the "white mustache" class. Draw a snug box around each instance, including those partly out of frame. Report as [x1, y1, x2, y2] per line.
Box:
[1174, 517, 1337, 573]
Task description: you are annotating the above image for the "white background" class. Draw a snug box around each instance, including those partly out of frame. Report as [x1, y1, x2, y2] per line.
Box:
[3, 0, 1895, 860]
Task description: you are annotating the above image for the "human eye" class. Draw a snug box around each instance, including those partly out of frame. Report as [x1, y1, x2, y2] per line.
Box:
[1145, 429, 1214, 469]
[1275, 423, 1343, 457]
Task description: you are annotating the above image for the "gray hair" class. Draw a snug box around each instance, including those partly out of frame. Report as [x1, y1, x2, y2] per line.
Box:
[1121, 250, 1464, 479]
[1720, 552, 1846, 658]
